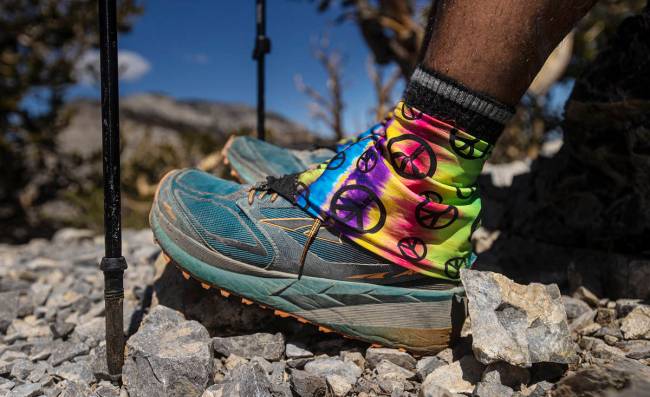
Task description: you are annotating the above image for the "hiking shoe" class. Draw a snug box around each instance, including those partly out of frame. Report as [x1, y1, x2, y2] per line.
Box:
[224, 123, 385, 184]
[150, 168, 466, 353]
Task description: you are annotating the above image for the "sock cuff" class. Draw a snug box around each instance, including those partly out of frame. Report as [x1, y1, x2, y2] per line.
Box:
[403, 66, 515, 144]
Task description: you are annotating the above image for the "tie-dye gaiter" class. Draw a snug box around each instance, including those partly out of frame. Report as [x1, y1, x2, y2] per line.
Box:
[294, 102, 490, 281]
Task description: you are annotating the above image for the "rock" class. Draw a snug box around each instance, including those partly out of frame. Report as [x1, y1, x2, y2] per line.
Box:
[419, 383, 463, 397]
[48, 340, 90, 366]
[304, 357, 361, 385]
[286, 343, 313, 359]
[473, 382, 514, 397]
[561, 296, 591, 320]
[94, 383, 122, 397]
[552, 356, 650, 396]
[521, 381, 553, 397]
[72, 317, 105, 348]
[593, 325, 622, 339]
[203, 362, 273, 397]
[572, 286, 600, 308]
[481, 361, 530, 388]
[621, 306, 650, 340]
[212, 333, 285, 361]
[340, 351, 365, 370]
[122, 306, 213, 397]
[290, 369, 328, 397]
[422, 355, 484, 395]
[416, 356, 446, 381]
[579, 336, 625, 359]
[52, 361, 94, 385]
[55, 380, 92, 397]
[376, 359, 415, 379]
[0, 292, 20, 333]
[365, 347, 416, 370]
[568, 309, 596, 334]
[615, 340, 650, 359]
[461, 269, 576, 367]
[9, 359, 33, 382]
[224, 354, 248, 371]
[615, 299, 642, 318]
[577, 322, 601, 336]
[595, 308, 616, 326]
[7, 382, 42, 397]
[326, 374, 353, 397]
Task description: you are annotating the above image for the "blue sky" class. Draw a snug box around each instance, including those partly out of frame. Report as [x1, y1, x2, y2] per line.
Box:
[70, 0, 403, 138]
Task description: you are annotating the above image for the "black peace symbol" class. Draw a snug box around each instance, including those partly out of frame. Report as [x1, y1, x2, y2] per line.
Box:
[449, 128, 489, 160]
[401, 102, 423, 121]
[356, 148, 378, 173]
[468, 210, 482, 242]
[444, 256, 466, 279]
[326, 151, 346, 170]
[294, 182, 310, 210]
[415, 192, 458, 230]
[330, 185, 386, 234]
[397, 237, 427, 262]
[456, 185, 478, 200]
[387, 134, 436, 180]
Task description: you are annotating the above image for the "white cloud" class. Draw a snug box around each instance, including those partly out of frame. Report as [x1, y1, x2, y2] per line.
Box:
[74, 49, 151, 85]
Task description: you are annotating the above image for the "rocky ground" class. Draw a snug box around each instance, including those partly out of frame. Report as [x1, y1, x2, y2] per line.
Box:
[1, 228, 650, 397]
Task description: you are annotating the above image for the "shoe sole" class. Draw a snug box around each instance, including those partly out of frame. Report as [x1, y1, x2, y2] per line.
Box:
[150, 203, 466, 354]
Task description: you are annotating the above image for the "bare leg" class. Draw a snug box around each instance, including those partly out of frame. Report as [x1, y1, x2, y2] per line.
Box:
[423, 0, 598, 105]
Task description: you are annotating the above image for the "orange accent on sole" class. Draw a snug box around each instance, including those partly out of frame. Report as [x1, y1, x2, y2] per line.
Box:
[200, 283, 211, 290]
[181, 271, 191, 280]
[241, 298, 253, 305]
[219, 289, 231, 298]
[161, 252, 171, 264]
[274, 310, 291, 318]
[318, 326, 333, 333]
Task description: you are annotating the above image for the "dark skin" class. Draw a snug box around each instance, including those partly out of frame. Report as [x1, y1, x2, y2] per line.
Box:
[423, 0, 599, 106]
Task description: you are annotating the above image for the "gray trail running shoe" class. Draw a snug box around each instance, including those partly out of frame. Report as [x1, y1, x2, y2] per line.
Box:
[150, 168, 466, 353]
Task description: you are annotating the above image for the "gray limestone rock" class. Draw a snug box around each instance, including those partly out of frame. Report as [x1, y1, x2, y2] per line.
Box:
[122, 306, 213, 397]
[615, 299, 642, 318]
[7, 382, 42, 397]
[481, 361, 530, 388]
[561, 296, 592, 320]
[0, 292, 20, 333]
[419, 383, 463, 397]
[365, 347, 416, 370]
[416, 356, 446, 381]
[473, 382, 514, 397]
[615, 339, 650, 359]
[285, 343, 313, 359]
[326, 374, 353, 397]
[202, 362, 273, 397]
[290, 369, 328, 397]
[212, 332, 285, 361]
[47, 340, 90, 366]
[422, 355, 485, 395]
[621, 306, 650, 340]
[461, 269, 576, 367]
[51, 361, 94, 385]
[304, 357, 361, 385]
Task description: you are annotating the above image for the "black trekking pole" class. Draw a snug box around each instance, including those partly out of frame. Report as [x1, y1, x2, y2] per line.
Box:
[253, 0, 271, 141]
[98, 0, 127, 377]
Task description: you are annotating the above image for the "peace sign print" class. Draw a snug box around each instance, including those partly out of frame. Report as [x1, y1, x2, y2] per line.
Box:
[449, 128, 489, 160]
[326, 151, 346, 170]
[444, 256, 466, 279]
[415, 191, 458, 230]
[400, 102, 423, 121]
[330, 185, 386, 234]
[397, 237, 427, 263]
[356, 148, 378, 174]
[388, 135, 436, 180]
[294, 182, 310, 210]
[468, 210, 482, 242]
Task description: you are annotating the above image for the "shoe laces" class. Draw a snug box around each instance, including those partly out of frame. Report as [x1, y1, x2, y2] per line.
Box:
[246, 182, 321, 279]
